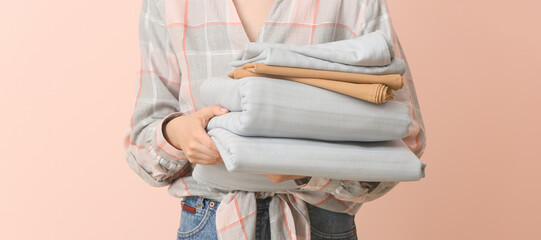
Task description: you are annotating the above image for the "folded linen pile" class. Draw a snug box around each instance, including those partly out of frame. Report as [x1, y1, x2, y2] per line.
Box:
[227, 30, 407, 104]
[192, 31, 426, 191]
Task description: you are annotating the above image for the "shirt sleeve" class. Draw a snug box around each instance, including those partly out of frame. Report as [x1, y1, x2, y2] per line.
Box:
[122, 0, 191, 187]
[299, 0, 427, 203]
[363, 0, 428, 162]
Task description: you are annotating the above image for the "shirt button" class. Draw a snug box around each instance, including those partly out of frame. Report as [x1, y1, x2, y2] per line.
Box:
[209, 201, 215, 207]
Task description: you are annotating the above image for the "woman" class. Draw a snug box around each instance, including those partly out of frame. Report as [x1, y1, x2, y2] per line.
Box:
[123, 0, 427, 239]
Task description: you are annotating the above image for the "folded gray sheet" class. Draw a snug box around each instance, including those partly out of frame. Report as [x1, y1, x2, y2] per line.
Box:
[205, 128, 426, 182]
[192, 164, 300, 192]
[202, 76, 412, 142]
[229, 30, 406, 75]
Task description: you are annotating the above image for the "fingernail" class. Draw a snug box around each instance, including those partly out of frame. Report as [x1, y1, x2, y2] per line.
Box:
[220, 108, 228, 111]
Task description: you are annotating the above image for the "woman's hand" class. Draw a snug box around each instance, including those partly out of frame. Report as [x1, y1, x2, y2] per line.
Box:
[262, 174, 307, 183]
[164, 104, 229, 165]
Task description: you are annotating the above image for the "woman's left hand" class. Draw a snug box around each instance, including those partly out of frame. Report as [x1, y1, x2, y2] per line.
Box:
[262, 174, 306, 183]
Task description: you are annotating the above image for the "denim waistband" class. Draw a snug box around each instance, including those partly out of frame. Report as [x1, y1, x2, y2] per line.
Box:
[182, 196, 218, 214]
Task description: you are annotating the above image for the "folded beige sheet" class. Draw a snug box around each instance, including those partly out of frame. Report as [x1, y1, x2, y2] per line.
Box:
[227, 63, 404, 104]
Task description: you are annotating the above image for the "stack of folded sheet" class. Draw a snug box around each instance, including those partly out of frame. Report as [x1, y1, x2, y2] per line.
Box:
[192, 30, 426, 191]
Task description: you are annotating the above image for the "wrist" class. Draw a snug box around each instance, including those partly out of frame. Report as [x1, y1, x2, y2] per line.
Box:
[163, 116, 183, 150]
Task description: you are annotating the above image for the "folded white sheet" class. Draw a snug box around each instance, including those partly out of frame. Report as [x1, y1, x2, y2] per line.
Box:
[201, 77, 412, 142]
[206, 128, 426, 182]
[229, 30, 406, 75]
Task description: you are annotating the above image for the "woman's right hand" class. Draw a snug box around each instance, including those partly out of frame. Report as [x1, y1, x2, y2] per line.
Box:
[164, 104, 230, 165]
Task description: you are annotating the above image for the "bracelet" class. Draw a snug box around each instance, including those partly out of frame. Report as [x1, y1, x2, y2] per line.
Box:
[294, 177, 312, 186]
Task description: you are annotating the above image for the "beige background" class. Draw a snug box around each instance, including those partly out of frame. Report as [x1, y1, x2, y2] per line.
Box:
[1, 0, 540, 239]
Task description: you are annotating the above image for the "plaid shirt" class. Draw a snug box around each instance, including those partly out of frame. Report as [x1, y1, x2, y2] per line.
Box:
[123, 0, 427, 239]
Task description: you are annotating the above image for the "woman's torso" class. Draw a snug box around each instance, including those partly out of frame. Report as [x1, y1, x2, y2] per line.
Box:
[165, 0, 394, 208]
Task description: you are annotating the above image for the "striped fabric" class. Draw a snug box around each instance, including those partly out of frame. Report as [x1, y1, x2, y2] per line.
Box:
[123, 0, 427, 239]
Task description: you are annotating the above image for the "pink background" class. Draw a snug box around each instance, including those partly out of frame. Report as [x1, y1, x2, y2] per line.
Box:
[1, 0, 540, 239]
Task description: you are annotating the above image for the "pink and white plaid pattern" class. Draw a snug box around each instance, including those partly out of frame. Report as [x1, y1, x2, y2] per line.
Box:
[215, 191, 311, 240]
[123, 0, 427, 239]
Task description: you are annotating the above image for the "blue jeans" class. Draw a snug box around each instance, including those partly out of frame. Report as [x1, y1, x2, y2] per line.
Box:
[177, 196, 357, 240]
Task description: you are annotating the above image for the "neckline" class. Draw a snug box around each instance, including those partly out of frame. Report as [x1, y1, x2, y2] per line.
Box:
[229, 0, 279, 43]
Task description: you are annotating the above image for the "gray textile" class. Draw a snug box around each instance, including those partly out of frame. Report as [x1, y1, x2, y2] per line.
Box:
[197, 128, 426, 182]
[202, 76, 412, 142]
[229, 30, 406, 75]
[192, 164, 300, 192]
